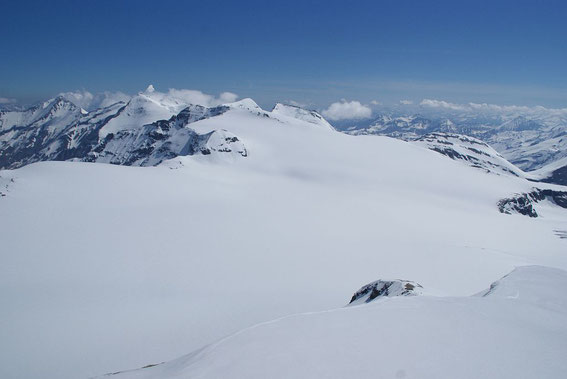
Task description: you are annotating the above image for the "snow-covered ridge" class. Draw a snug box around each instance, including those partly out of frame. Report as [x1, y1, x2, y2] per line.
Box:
[271, 103, 335, 131]
[345, 114, 437, 139]
[341, 108, 567, 182]
[2, 92, 567, 378]
[0, 89, 338, 169]
[0, 96, 81, 133]
[412, 132, 525, 177]
[101, 266, 567, 379]
[0, 99, 125, 169]
[476, 265, 567, 311]
[0, 97, 243, 169]
[226, 98, 262, 112]
[84, 105, 247, 166]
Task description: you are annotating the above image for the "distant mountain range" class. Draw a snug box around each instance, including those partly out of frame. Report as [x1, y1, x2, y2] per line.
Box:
[2, 88, 567, 379]
[2, 89, 567, 185]
[0, 89, 328, 170]
[337, 106, 567, 185]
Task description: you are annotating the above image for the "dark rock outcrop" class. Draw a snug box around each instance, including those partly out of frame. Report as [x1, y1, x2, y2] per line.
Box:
[498, 188, 567, 217]
[348, 279, 423, 305]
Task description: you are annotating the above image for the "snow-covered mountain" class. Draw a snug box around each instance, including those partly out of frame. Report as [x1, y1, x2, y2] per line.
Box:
[1, 89, 567, 379]
[0, 91, 335, 169]
[0, 96, 125, 168]
[2, 88, 547, 185]
[411, 132, 526, 177]
[0, 88, 240, 169]
[4, 88, 567, 184]
[4, 90, 567, 181]
[102, 266, 567, 379]
[271, 103, 335, 131]
[342, 107, 567, 181]
[345, 114, 439, 139]
[83, 104, 248, 166]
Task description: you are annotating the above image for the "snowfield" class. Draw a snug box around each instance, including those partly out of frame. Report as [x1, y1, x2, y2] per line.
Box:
[103, 266, 567, 379]
[1, 99, 566, 379]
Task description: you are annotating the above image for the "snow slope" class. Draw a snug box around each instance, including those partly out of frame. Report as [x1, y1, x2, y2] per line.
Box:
[342, 108, 567, 176]
[412, 132, 526, 177]
[271, 103, 335, 131]
[104, 266, 567, 379]
[1, 100, 566, 379]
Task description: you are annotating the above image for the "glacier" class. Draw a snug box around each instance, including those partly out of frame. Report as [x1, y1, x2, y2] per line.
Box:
[0, 88, 566, 379]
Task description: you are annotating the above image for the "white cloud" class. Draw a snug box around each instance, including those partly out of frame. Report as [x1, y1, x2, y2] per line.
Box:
[219, 92, 238, 103]
[419, 99, 466, 111]
[399, 100, 413, 105]
[321, 100, 372, 121]
[60, 87, 239, 111]
[60, 90, 130, 111]
[419, 98, 567, 115]
[370, 100, 382, 105]
[0, 97, 17, 104]
[165, 88, 239, 107]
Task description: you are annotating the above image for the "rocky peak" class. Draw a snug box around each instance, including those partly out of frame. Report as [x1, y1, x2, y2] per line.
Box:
[348, 279, 423, 305]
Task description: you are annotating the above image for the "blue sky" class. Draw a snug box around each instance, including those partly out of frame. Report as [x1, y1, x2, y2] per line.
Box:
[1, 0, 566, 108]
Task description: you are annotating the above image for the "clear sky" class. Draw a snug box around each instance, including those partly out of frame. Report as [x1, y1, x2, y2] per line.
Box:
[1, 0, 566, 108]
